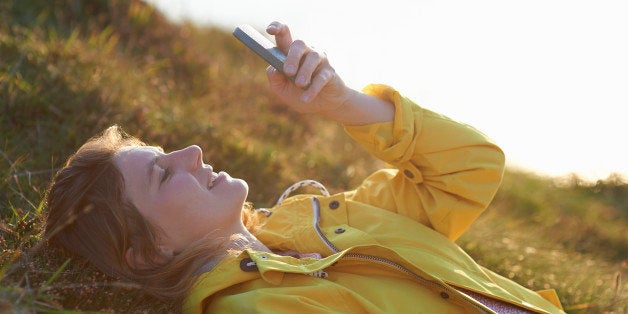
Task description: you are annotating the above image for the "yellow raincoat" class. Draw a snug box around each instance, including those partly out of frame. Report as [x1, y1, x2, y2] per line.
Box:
[184, 85, 564, 313]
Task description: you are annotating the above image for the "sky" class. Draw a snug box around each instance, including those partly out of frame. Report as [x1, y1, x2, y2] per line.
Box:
[146, 0, 627, 182]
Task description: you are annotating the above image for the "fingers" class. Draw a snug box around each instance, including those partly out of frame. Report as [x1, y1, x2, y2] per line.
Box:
[267, 21, 317, 81]
[266, 21, 337, 103]
[282, 39, 328, 88]
[266, 21, 292, 53]
[284, 40, 308, 78]
[297, 48, 324, 87]
[300, 66, 336, 103]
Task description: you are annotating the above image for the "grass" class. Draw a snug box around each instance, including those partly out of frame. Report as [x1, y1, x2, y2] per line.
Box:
[458, 170, 627, 313]
[1, 0, 626, 312]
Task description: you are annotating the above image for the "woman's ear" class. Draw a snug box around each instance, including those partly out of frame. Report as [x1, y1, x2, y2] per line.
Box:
[125, 246, 174, 270]
[125, 247, 148, 270]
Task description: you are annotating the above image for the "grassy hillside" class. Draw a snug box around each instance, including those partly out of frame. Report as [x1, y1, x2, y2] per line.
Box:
[1, 0, 626, 312]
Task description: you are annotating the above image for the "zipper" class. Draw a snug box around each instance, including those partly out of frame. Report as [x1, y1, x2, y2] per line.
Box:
[311, 197, 341, 253]
[342, 253, 491, 313]
[310, 197, 492, 314]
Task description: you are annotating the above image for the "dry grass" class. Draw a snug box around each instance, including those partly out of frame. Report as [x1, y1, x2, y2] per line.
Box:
[1, 0, 626, 312]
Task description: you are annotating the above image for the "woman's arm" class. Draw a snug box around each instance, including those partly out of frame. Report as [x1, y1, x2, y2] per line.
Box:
[264, 21, 394, 126]
[346, 85, 506, 241]
[265, 22, 505, 240]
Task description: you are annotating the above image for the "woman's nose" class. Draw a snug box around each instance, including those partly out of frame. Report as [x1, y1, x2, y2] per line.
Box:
[169, 145, 203, 170]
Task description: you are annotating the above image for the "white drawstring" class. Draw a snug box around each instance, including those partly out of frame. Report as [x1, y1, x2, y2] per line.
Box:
[276, 179, 330, 206]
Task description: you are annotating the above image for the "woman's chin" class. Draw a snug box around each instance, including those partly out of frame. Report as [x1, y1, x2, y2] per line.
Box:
[229, 176, 248, 194]
[228, 177, 249, 201]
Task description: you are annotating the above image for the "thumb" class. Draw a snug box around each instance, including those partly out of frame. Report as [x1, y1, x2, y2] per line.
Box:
[266, 66, 288, 93]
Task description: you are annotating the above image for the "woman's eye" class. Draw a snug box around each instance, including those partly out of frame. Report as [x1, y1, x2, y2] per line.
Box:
[160, 168, 172, 185]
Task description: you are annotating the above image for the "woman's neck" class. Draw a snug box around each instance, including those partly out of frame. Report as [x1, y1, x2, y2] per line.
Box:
[227, 222, 271, 253]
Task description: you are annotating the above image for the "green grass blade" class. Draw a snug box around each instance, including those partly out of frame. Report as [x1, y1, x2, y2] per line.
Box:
[42, 258, 71, 288]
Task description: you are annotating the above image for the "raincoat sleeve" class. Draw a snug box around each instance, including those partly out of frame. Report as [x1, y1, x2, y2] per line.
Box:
[344, 84, 505, 241]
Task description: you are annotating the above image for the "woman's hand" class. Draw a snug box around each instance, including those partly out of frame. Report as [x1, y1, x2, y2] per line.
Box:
[265, 21, 394, 125]
[265, 21, 355, 115]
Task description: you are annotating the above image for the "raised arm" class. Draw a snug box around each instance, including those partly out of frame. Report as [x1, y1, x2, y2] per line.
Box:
[264, 21, 505, 241]
[345, 85, 506, 241]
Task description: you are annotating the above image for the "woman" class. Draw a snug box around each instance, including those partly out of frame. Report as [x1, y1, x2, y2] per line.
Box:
[45, 22, 564, 313]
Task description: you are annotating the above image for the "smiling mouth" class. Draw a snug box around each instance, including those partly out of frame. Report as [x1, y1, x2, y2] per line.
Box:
[208, 171, 229, 190]
[207, 172, 217, 189]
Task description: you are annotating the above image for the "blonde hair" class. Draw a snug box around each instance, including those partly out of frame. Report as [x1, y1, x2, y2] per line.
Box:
[44, 125, 260, 305]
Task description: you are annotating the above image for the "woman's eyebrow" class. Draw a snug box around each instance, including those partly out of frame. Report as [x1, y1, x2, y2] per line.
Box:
[144, 146, 164, 190]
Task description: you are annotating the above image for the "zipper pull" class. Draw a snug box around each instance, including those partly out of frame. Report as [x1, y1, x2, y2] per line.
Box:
[312, 196, 321, 225]
[306, 270, 329, 278]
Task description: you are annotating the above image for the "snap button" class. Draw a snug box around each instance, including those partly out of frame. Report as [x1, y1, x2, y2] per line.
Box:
[329, 200, 340, 209]
[440, 292, 449, 299]
[334, 228, 346, 234]
[239, 258, 258, 272]
[403, 169, 414, 179]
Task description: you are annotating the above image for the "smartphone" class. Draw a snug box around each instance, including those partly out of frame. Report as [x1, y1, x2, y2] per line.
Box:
[232, 24, 288, 74]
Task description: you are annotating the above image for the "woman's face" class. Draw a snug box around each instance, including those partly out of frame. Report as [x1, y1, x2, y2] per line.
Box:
[113, 145, 248, 253]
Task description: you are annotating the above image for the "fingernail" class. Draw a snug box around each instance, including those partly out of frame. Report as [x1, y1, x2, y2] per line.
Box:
[300, 93, 311, 102]
[296, 75, 307, 86]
